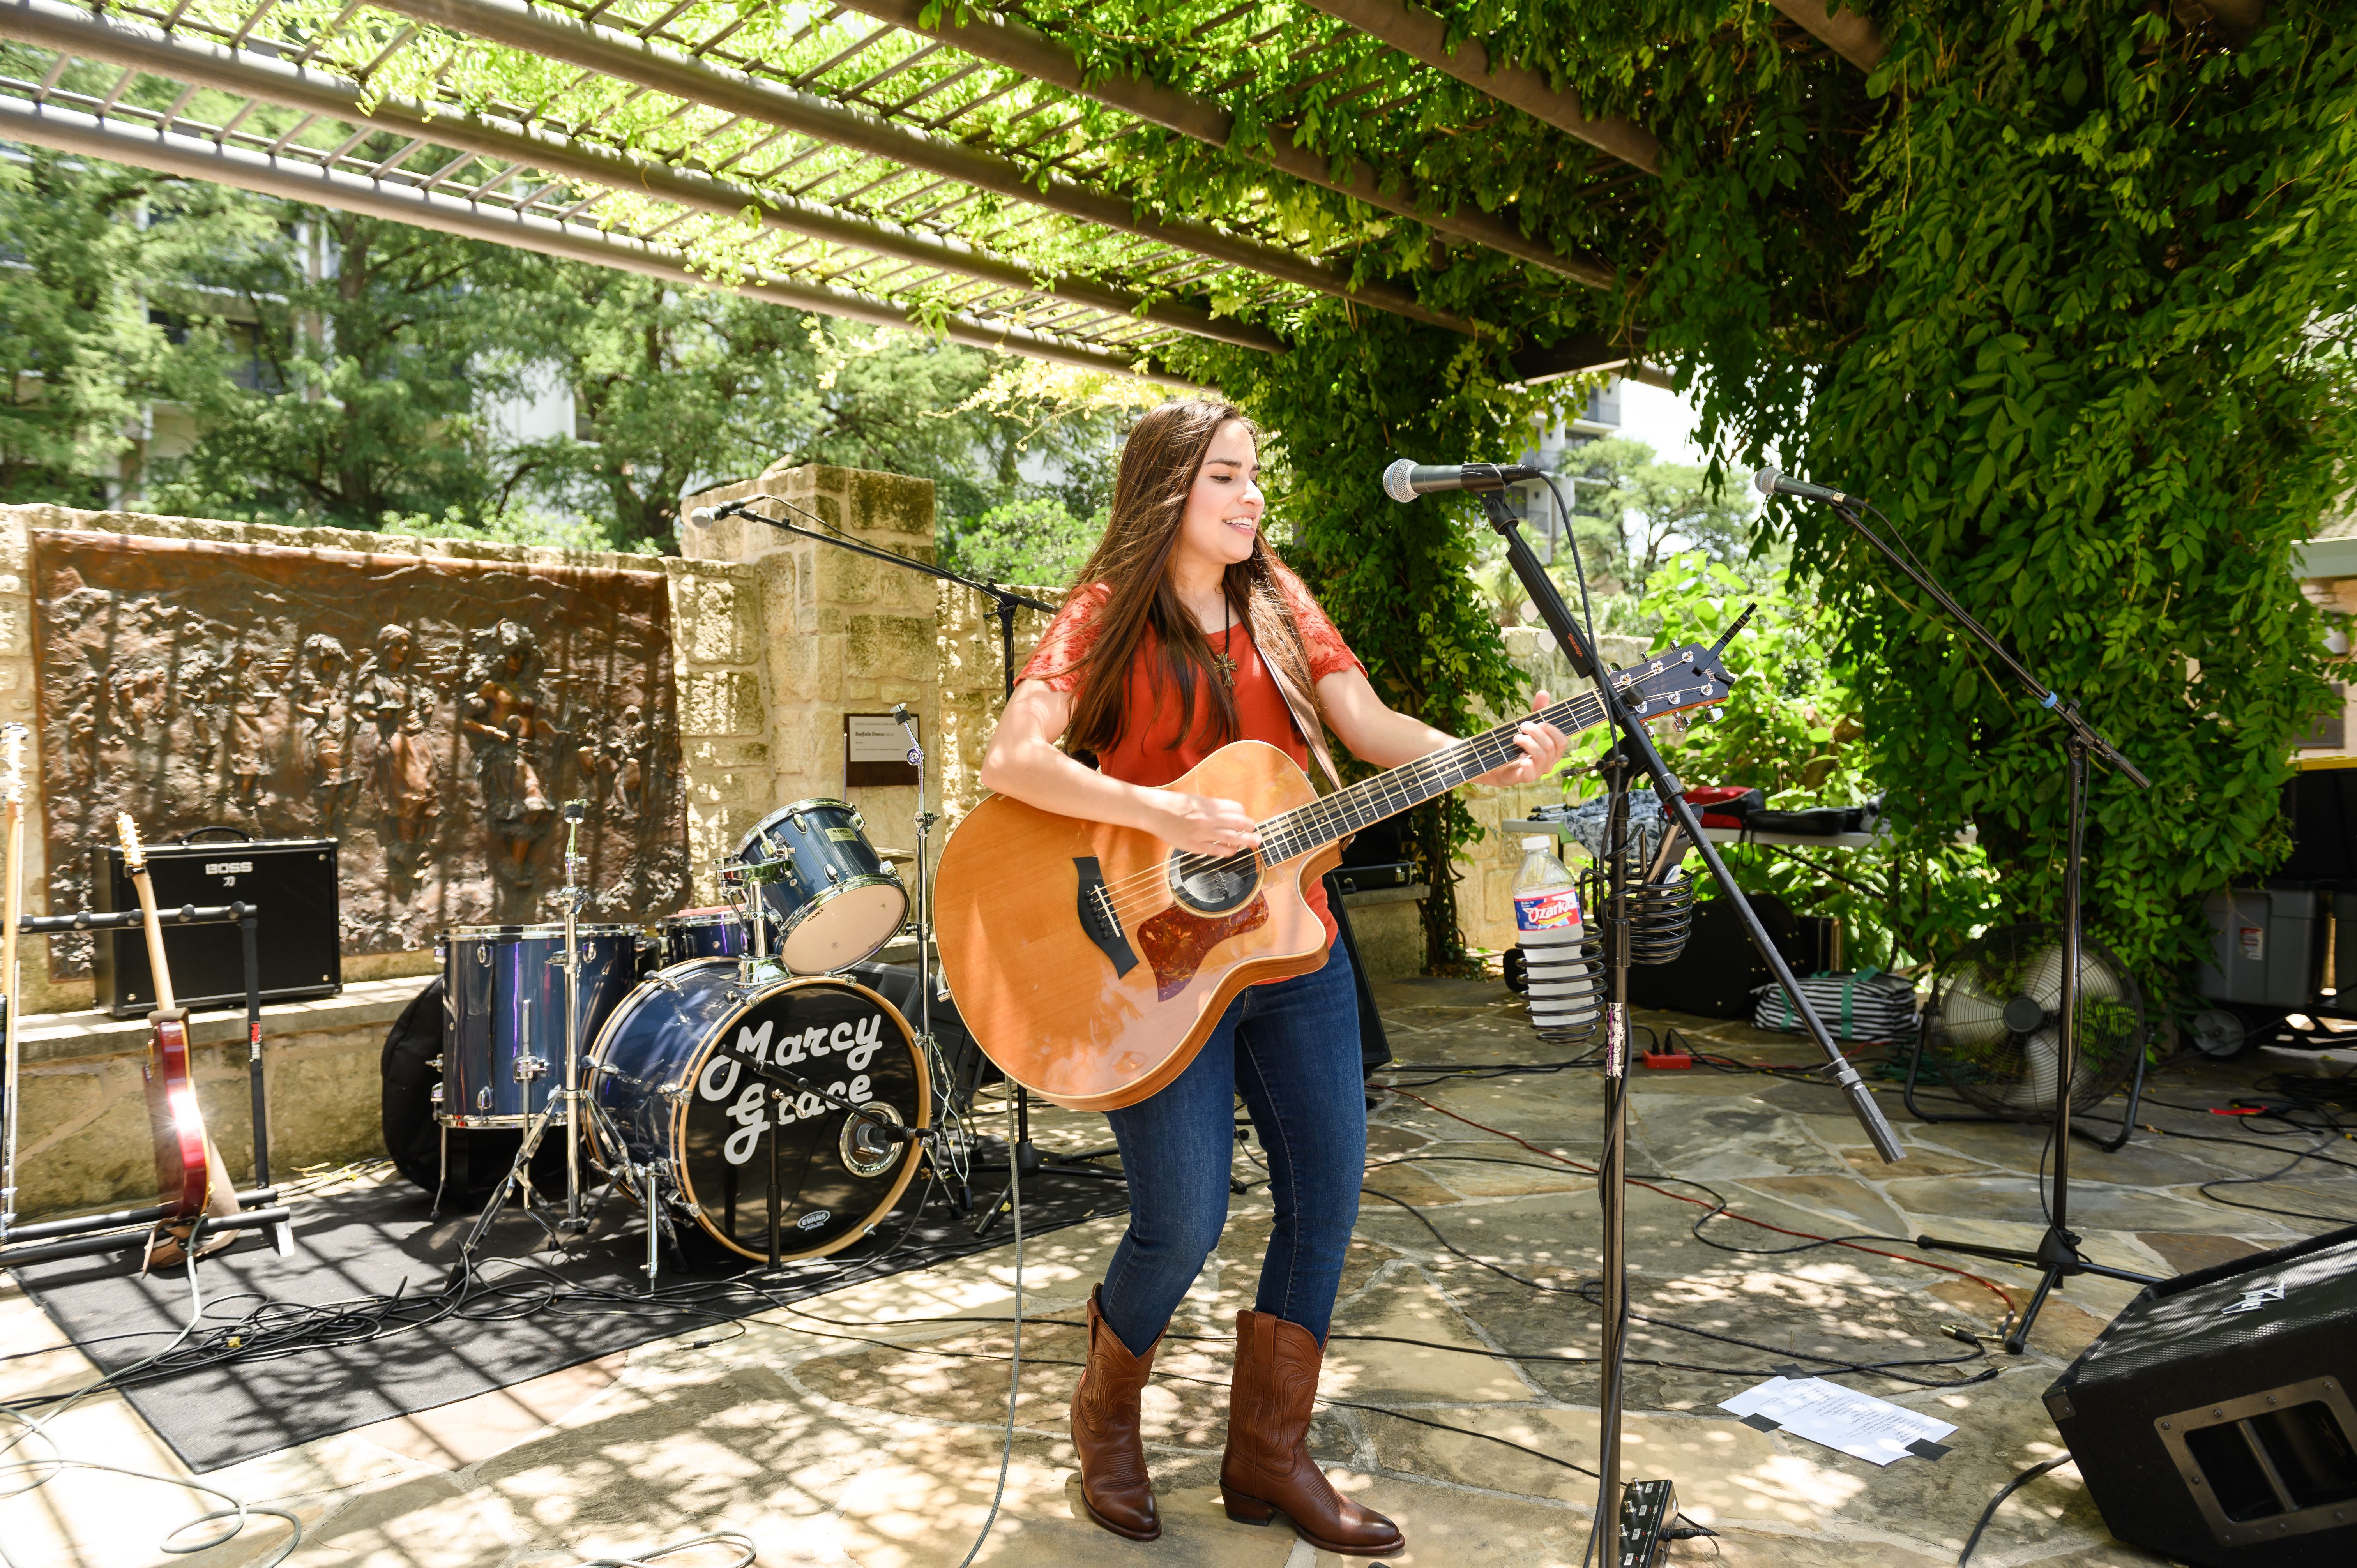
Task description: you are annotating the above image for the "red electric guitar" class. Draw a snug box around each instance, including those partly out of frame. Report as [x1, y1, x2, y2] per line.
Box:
[120, 814, 215, 1227]
[935, 639, 1737, 1111]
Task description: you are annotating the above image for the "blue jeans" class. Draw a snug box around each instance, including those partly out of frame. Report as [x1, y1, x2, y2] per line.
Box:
[1096, 943, 1366, 1357]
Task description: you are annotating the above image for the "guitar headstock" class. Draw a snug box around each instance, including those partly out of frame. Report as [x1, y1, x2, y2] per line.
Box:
[1, 722, 23, 807]
[117, 811, 146, 873]
[1610, 640, 1739, 721]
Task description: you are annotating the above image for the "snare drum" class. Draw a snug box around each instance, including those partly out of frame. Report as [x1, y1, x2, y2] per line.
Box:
[735, 799, 908, 974]
[438, 923, 641, 1127]
[655, 906, 776, 968]
[586, 963, 929, 1260]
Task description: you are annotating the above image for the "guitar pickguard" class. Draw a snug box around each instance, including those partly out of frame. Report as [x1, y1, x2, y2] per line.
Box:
[1136, 894, 1269, 1002]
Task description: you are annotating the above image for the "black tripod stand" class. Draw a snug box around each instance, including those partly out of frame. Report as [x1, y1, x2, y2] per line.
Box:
[1774, 475, 2161, 1354]
[1461, 476, 1904, 1568]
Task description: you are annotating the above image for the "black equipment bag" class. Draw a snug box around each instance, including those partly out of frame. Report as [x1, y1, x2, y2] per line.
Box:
[1622, 894, 1830, 1018]
[2046, 1222, 2357, 1566]
[379, 978, 561, 1200]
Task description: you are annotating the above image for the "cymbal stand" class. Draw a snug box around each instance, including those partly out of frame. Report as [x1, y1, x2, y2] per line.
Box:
[558, 800, 589, 1235]
[456, 803, 596, 1269]
[891, 703, 974, 1212]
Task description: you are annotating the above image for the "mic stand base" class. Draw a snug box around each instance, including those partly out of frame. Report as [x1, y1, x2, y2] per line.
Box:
[1912, 1226, 2159, 1354]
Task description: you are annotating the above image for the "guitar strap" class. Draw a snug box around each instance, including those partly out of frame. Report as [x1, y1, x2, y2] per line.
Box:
[1256, 604, 1344, 796]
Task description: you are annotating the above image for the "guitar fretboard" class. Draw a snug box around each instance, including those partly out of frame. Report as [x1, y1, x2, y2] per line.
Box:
[1251, 687, 1618, 865]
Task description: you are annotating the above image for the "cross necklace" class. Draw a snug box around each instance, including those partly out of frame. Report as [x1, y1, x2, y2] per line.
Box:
[1211, 598, 1238, 686]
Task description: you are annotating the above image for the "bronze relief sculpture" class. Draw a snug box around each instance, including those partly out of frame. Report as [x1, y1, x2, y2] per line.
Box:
[32, 532, 688, 966]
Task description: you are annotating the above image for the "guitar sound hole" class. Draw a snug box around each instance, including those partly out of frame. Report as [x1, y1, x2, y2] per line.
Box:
[1169, 849, 1260, 915]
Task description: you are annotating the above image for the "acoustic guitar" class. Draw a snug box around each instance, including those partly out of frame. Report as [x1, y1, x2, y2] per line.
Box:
[119, 814, 217, 1225]
[934, 641, 1737, 1111]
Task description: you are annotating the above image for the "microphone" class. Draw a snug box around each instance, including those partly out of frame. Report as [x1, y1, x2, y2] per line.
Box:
[684, 496, 757, 529]
[1382, 459, 1542, 503]
[1752, 466, 1863, 507]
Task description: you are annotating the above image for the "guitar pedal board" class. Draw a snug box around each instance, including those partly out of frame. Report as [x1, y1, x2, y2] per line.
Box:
[1617, 1477, 1677, 1568]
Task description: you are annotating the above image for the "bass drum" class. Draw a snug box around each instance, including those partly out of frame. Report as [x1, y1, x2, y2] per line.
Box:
[586, 963, 929, 1261]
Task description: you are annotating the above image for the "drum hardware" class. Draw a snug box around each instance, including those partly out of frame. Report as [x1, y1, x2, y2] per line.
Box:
[886, 701, 974, 1213]
[452, 801, 602, 1266]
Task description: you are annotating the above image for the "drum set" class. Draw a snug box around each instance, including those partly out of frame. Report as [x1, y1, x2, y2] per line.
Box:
[428, 740, 959, 1282]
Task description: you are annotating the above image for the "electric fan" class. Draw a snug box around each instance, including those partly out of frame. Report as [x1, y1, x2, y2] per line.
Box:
[1921, 922, 2145, 1116]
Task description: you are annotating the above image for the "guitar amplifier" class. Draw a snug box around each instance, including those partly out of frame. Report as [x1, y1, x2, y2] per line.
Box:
[92, 832, 341, 1017]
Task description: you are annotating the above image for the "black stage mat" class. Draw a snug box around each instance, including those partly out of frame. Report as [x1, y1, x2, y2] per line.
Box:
[8, 1165, 1123, 1473]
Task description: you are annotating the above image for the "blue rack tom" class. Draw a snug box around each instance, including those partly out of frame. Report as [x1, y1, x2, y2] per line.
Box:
[733, 799, 907, 974]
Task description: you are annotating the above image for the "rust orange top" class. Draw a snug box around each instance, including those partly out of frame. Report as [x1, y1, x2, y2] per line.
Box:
[1020, 565, 1364, 948]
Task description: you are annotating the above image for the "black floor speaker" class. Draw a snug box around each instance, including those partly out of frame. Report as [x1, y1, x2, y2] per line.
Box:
[2046, 1222, 2357, 1566]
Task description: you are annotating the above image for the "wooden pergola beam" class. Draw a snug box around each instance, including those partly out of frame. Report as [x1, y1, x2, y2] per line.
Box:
[1770, 0, 1888, 74]
[0, 95, 1208, 386]
[835, 0, 1616, 289]
[1294, 0, 1658, 175]
[368, 0, 1476, 332]
[0, 0, 1281, 353]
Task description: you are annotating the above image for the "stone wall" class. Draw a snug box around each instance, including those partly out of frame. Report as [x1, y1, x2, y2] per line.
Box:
[0, 501, 765, 1006]
[679, 464, 944, 887]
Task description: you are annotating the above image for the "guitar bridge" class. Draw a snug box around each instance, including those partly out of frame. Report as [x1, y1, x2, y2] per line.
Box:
[1074, 857, 1139, 978]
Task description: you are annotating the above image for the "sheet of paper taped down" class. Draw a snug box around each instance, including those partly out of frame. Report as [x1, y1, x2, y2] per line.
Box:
[1718, 1376, 1960, 1467]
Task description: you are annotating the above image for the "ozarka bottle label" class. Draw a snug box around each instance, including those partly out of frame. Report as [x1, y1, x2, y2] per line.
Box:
[1514, 888, 1583, 932]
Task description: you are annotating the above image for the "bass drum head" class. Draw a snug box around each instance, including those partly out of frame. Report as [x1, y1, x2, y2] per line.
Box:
[780, 878, 909, 974]
[668, 976, 929, 1261]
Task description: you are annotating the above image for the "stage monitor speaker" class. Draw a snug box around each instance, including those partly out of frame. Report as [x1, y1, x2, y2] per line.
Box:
[93, 832, 342, 1018]
[2046, 1223, 2357, 1567]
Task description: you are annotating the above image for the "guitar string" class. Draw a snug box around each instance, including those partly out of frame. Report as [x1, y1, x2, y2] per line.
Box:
[1092, 682, 1655, 923]
[1085, 651, 1720, 920]
[1089, 678, 1656, 920]
[1087, 693, 1598, 919]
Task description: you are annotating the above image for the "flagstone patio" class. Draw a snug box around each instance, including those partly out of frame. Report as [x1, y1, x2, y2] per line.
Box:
[7, 975, 2348, 1568]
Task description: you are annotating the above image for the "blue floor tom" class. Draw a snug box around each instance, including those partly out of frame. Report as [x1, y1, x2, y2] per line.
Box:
[438, 923, 642, 1128]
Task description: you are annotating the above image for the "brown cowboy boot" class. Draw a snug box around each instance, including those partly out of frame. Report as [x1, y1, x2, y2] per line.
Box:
[1071, 1286, 1165, 1540]
[1220, 1308, 1405, 1556]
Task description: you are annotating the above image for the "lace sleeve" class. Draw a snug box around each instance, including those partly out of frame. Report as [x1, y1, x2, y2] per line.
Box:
[1272, 564, 1365, 681]
[1015, 583, 1109, 692]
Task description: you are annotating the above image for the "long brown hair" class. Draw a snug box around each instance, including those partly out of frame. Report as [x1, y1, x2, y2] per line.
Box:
[1061, 400, 1322, 758]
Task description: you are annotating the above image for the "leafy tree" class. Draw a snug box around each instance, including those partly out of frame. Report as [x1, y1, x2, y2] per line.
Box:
[0, 150, 252, 505]
[939, 495, 1101, 585]
[1633, 554, 2002, 973]
[150, 205, 560, 531]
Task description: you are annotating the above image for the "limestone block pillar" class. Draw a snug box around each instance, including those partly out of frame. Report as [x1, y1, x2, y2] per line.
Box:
[682, 462, 941, 885]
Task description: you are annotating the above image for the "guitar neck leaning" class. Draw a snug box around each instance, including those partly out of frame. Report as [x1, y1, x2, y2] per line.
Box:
[133, 869, 179, 1015]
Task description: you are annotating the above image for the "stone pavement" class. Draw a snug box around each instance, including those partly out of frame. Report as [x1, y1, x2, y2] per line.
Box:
[6, 976, 2352, 1568]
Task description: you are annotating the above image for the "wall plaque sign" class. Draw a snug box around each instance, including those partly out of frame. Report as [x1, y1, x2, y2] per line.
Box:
[32, 530, 689, 968]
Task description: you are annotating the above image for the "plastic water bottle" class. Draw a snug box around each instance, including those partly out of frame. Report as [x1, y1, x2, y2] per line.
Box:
[1513, 836, 1596, 1039]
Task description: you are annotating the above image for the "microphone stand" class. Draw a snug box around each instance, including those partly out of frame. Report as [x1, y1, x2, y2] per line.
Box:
[1472, 477, 1904, 1568]
[691, 496, 1126, 1231]
[1785, 487, 2159, 1353]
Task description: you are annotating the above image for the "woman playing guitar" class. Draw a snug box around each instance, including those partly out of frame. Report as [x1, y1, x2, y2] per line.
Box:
[979, 400, 1568, 1553]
